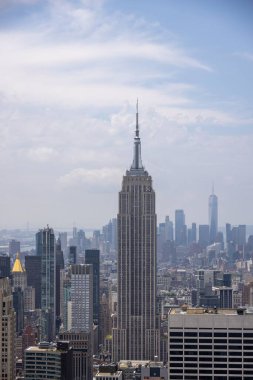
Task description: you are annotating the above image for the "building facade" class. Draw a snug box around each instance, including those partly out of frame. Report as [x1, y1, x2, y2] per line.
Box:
[112, 105, 160, 361]
[59, 331, 93, 380]
[24, 341, 73, 380]
[168, 307, 253, 379]
[0, 277, 16, 380]
[36, 226, 56, 341]
[70, 264, 93, 333]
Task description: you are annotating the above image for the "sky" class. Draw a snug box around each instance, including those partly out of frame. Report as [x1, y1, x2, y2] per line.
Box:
[0, 0, 253, 230]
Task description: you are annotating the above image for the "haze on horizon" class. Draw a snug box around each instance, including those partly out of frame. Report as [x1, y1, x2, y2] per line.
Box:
[0, 0, 252, 230]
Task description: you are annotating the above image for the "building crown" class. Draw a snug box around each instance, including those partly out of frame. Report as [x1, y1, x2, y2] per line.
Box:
[12, 252, 25, 273]
[129, 100, 145, 175]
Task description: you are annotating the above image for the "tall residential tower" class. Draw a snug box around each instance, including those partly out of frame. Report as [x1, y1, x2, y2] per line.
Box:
[112, 103, 160, 361]
[209, 186, 218, 244]
[36, 226, 56, 341]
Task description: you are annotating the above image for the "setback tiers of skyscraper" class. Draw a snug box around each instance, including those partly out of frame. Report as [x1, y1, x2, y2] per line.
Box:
[112, 103, 160, 362]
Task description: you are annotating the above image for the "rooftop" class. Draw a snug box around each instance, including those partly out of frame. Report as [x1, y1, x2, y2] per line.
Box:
[170, 306, 253, 316]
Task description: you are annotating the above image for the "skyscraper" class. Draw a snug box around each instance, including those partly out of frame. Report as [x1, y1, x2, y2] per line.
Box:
[70, 264, 93, 332]
[12, 252, 27, 290]
[175, 209, 187, 246]
[55, 238, 64, 323]
[209, 186, 218, 244]
[112, 104, 160, 361]
[0, 254, 10, 278]
[25, 255, 42, 309]
[8, 239, 20, 258]
[36, 226, 56, 341]
[85, 249, 100, 326]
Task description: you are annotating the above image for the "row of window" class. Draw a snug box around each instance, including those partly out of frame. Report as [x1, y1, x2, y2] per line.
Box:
[170, 331, 253, 337]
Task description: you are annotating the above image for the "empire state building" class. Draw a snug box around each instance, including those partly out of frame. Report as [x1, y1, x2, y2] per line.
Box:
[112, 104, 160, 361]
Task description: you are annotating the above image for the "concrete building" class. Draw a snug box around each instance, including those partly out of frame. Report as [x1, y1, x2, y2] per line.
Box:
[95, 364, 122, 380]
[168, 306, 253, 379]
[219, 287, 233, 308]
[137, 360, 168, 379]
[22, 325, 36, 359]
[59, 331, 93, 380]
[112, 105, 160, 361]
[117, 360, 168, 380]
[24, 341, 73, 379]
[0, 277, 16, 380]
[70, 264, 93, 332]
[24, 286, 35, 312]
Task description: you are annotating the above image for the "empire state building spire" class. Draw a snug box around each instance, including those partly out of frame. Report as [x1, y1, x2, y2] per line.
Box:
[130, 100, 144, 174]
[112, 104, 160, 362]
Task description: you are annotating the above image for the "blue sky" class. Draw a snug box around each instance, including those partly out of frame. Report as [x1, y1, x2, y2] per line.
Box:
[0, 0, 252, 229]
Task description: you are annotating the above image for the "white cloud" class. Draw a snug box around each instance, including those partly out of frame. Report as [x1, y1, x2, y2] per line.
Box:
[27, 147, 58, 162]
[59, 167, 122, 189]
[235, 52, 253, 63]
[0, 0, 252, 228]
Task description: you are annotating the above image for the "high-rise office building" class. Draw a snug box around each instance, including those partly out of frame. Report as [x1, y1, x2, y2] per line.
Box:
[36, 226, 56, 341]
[187, 222, 197, 245]
[85, 249, 100, 352]
[226, 223, 232, 243]
[56, 238, 64, 324]
[24, 341, 73, 380]
[199, 224, 210, 249]
[112, 104, 160, 361]
[168, 306, 253, 379]
[25, 255, 42, 309]
[219, 287, 233, 308]
[165, 216, 173, 241]
[8, 239, 20, 258]
[209, 187, 218, 244]
[175, 210, 187, 246]
[69, 246, 77, 265]
[13, 287, 24, 335]
[59, 331, 93, 380]
[70, 264, 93, 332]
[85, 249, 100, 326]
[0, 254, 11, 278]
[59, 232, 68, 258]
[0, 277, 16, 380]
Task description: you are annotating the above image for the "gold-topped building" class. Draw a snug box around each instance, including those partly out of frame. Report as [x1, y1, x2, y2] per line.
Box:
[12, 253, 27, 290]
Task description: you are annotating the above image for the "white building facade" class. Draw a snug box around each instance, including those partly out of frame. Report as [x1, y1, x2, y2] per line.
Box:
[168, 307, 253, 379]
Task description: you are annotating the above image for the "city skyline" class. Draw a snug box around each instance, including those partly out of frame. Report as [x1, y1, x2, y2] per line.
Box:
[0, 0, 252, 229]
